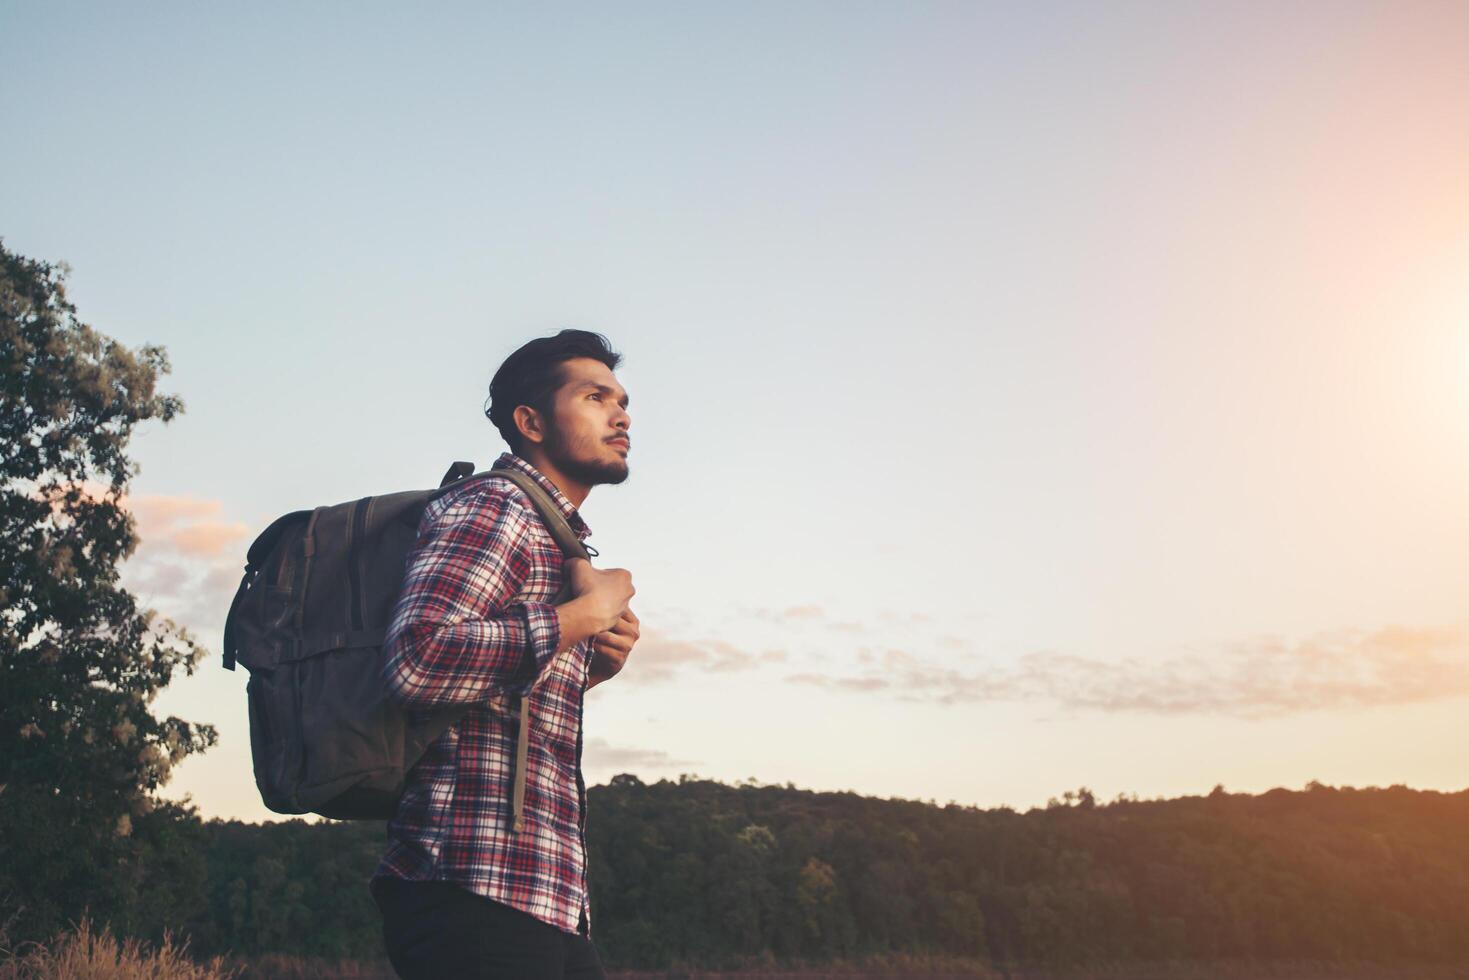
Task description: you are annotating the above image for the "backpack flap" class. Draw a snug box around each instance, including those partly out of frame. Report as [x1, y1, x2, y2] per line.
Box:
[223, 509, 314, 671]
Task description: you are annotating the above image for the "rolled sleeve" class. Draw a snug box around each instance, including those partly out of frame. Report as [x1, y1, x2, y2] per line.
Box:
[505, 599, 563, 697]
[382, 487, 566, 708]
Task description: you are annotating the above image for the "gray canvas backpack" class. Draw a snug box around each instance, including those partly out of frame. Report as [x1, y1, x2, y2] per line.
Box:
[222, 460, 593, 824]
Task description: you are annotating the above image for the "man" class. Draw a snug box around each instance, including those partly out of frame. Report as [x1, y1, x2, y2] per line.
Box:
[369, 329, 639, 979]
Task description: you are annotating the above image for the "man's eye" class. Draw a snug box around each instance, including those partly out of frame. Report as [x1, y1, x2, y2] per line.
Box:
[589, 393, 601, 400]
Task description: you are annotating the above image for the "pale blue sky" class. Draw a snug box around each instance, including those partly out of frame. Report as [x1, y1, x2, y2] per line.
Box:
[4, 1, 1468, 822]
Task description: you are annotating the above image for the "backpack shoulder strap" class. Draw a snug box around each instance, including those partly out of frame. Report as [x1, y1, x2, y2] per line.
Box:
[471, 468, 591, 562]
[432, 463, 588, 560]
[439, 460, 475, 487]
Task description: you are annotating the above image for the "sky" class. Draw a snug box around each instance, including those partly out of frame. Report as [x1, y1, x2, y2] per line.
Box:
[3, 0, 1467, 823]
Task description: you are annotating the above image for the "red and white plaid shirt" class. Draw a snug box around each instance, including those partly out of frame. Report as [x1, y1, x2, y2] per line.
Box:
[372, 451, 597, 938]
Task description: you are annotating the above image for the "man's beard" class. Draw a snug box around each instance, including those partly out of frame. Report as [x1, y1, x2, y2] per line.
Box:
[545, 425, 630, 487]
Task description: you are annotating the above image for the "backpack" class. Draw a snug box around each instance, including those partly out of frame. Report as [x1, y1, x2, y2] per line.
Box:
[221, 460, 593, 823]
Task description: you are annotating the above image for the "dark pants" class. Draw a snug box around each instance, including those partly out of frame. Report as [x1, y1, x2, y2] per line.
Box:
[371, 876, 606, 980]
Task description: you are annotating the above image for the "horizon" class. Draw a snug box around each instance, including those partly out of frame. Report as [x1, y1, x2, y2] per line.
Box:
[181, 772, 1467, 827]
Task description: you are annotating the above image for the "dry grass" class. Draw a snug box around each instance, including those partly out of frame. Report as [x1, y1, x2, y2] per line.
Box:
[5, 924, 1468, 980]
[0, 916, 240, 980]
[222, 955, 396, 980]
[151, 953, 1469, 980]
[603, 959, 1469, 979]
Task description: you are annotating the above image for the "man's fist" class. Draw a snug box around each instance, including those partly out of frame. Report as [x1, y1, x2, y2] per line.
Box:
[565, 557, 635, 633]
[589, 606, 640, 689]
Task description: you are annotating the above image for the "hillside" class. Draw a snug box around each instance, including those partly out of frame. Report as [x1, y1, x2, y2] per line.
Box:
[139, 776, 1469, 973]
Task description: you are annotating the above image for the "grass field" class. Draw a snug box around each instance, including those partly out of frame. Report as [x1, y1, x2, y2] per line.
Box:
[5, 919, 1469, 979]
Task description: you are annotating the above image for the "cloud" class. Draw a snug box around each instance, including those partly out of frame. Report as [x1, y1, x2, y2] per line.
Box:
[582, 736, 697, 770]
[24, 482, 249, 560]
[787, 673, 890, 692]
[878, 610, 931, 624]
[741, 604, 827, 624]
[784, 624, 1469, 718]
[168, 565, 248, 634]
[123, 560, 194, 597]
[22, 481, 249, 641]
[125, 495, 251, 559]
[114, 493, 252, 637]
[120, 556, 242, 636]
[624, 627, 787, 683]
[726, 605, 964, 640]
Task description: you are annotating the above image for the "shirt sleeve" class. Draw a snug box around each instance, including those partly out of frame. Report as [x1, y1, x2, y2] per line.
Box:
[380, 485, 564, 706]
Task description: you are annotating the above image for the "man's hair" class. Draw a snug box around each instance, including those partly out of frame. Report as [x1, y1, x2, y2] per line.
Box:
[484, 328, 623, 455]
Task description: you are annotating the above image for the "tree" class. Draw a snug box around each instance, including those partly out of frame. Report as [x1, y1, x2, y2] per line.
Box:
[0, 237, 217, 944]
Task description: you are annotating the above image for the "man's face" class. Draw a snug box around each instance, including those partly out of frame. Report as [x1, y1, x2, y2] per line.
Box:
[539, 356, 631, 487]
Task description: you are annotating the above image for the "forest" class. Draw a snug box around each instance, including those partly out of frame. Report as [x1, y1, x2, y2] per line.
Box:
[11, 775, 1465, 974]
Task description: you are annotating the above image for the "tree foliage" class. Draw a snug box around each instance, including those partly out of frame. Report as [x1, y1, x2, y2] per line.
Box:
[100, 778, 1469, 974]
[0, 237, 217, 943]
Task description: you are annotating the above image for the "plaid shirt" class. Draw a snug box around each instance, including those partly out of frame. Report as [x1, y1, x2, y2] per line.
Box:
[371, 451, 597, 938]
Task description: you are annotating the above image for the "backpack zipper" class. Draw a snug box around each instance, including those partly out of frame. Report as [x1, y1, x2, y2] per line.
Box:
[347, 497, 369, 631]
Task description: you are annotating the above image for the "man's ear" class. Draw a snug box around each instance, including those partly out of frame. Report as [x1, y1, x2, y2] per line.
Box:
[514, 404, 546, 446]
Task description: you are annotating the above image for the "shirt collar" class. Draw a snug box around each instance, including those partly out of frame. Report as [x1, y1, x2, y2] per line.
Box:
[490, 452, 593, 541]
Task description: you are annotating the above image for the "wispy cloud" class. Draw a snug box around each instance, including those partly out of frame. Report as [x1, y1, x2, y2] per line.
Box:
[25, 481, 248, 638]
[786, 624, 1469, 718]
[582, 736, 697, 771]
[625, 627, 787, 683]
[786, 673, 889, 692]
[878, 610, 931, 624]
[741, 604, 827, 624]
[116, 493, 250, 637]
[126, 495, 251, 559]
[730, 604, 939, 637]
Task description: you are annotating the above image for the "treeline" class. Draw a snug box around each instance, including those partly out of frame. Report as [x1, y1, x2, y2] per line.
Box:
[21, 776, 1466, 973]
[581, 777, 1469, 969]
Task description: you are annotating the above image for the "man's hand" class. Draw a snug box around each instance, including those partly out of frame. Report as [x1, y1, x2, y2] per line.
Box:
[565, 558, 635, 633]
[587, 606, 639, 690]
